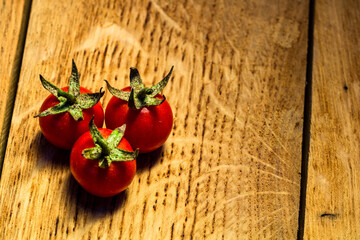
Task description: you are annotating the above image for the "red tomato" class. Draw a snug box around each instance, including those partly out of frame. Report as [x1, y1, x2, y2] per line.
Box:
[38, 86, 104, 149]
[70, 128, 136, 197]
[105, 87, 173, 153]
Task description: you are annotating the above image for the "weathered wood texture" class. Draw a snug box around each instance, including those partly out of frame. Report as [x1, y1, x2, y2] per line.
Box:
[304, 0, 360, 239]
[0, 0, 25, 159]
[0, 0, 309, 239]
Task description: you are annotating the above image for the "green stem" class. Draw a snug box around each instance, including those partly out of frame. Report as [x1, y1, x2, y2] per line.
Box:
[36, 61, 104, 121]
[137, 88, 151, 100]
[97, 138, 112, 155]
[108, 67, 173, 109]
[58, 90, 76, 104]
[83, 118, 138, 167]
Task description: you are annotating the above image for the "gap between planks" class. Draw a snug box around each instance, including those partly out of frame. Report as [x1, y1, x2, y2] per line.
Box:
[0, 0, 33, 179]
[297, 0, 316, 239]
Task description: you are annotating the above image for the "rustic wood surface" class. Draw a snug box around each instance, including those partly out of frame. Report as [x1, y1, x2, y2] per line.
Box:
[304, 0, 360, 239]
[0, 0, 26, 166]
[0, 0, 310, 239]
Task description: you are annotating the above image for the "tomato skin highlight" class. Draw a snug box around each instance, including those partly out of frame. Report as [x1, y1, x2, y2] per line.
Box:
[38, 86, 104, 150]
[70, 128, 136, 197]
[105, 87, 173, 153]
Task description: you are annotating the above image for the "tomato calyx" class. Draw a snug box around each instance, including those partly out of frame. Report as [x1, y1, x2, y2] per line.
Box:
[82, 117, 139, 168]
[105, 66, 174, 110]
[34, 60, 104, 121]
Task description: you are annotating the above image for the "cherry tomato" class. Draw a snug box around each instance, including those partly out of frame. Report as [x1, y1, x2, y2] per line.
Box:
[36, 60, 104, 149]
[38, 86, 104, 150]
[105, 87, 173, 153]
[70, 128, 136, 197]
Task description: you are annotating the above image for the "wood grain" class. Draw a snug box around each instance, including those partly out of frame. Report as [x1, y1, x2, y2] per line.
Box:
[304, 0, 360, 239]
[0, 0, 309, 239]
[0, 0, 26, 166]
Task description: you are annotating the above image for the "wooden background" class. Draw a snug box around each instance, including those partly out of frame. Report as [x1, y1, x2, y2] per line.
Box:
[0, 0, 358, 239]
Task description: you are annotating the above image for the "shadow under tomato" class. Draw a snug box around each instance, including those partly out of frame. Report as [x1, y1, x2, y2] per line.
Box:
[136, 146, 164, 173]
[33, 131, 70, 169]
[66, 174, 127, 217]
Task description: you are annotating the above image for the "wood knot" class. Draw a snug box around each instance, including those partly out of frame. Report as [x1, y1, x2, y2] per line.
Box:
[320, 213, 339, 219]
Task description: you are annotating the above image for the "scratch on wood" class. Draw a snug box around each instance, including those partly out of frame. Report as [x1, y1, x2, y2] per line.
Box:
[256, 168, 300, 186]
[150, 0, 181, 31]
[248, 126, 295, 169]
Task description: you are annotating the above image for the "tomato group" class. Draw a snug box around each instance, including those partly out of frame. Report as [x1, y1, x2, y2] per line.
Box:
[39, 86, 104, 149]
[70, 120, 137, 197]
[105, 87, 173, 153]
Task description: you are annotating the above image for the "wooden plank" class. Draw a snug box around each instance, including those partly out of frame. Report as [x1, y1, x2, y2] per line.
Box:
[0, 0, 26, 168]
[304, 0, 360, 239]
[0, 0, 309, 239]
